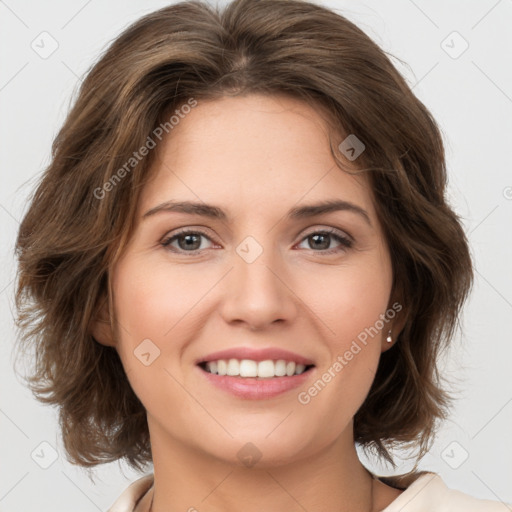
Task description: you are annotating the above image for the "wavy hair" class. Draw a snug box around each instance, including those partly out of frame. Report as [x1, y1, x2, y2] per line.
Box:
[14, 0, 473, 474]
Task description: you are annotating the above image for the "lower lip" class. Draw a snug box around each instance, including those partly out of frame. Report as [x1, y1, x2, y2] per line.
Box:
[197, 365, 315, 399]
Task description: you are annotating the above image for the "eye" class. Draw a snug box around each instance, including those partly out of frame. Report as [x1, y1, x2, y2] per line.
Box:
[296, 228, 353, 254]
[161, 227, 353, 255]
[161, 229, 215, 253]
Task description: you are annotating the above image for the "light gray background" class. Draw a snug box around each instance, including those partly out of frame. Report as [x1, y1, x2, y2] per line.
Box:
[1, 0, 511, 510]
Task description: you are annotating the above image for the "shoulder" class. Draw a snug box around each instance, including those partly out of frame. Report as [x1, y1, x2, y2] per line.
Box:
[108, 471, 510, 512]
[378, 471, 510, 512]
[107, 474, 154, 512]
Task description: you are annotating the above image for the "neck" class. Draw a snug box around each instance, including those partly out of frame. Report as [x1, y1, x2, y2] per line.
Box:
[147, 419, 376, 512]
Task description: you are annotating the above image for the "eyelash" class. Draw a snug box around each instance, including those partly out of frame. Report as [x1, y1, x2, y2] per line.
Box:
[161, 227, 353, 255]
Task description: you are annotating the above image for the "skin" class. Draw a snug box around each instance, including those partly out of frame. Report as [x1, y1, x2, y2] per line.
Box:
[93, 93, 405, 512]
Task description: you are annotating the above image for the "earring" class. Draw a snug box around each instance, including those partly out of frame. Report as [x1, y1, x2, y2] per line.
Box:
[386, 329, 393, 343]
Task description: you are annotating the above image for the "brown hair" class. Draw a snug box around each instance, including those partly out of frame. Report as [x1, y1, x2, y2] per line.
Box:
[14, 0, 473, 474]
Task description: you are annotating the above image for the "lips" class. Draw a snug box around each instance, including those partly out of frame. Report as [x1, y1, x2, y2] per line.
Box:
[195, 347, 316, 399]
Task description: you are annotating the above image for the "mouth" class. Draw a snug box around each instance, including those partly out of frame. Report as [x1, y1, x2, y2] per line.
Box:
[196, 358, 316, 400]
[197, 359, 315, 379]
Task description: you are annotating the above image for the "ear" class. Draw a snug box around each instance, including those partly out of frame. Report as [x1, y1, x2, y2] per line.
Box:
[90, 295, 116, 347]
[381, 299, 407, 353]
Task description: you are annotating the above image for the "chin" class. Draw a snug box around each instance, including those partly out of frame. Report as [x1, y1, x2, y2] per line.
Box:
[197, 425, 318, 468]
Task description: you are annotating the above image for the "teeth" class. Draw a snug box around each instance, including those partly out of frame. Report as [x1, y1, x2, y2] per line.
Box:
[226, 359, 239, 376]
[217, 360, 227, 376]
[203, 359, 310, 378]
[239, 359, 258, 377]
[258, 360, 275, 378]
[286, 361, 297, 376]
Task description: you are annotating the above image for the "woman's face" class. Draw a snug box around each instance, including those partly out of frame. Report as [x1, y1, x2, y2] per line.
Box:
[101, 93, 396, 467]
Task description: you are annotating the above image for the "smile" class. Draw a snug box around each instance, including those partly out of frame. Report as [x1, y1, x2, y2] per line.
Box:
[200, 358, 313, 378]
[197, 359, 316, 399]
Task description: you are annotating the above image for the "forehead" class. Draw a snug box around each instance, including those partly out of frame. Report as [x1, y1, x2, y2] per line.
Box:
[139, 93, 375, 221]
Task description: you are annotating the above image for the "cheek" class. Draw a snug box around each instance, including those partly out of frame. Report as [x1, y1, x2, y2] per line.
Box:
[305, 260, 392, 350]
[110, 256, 197, 414]
[294, 256, 392, 414]
[110, 254, 225, 399]
[112, 255, 213, 345]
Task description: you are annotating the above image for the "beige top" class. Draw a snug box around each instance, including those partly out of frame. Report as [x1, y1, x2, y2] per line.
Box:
[107, 471, 510, 511]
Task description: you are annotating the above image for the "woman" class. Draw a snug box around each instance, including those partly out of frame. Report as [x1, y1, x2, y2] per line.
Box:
[14, 0, 509, 510]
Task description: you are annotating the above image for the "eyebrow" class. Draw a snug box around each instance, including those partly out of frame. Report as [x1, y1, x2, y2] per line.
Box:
[143, 199, 372, 226]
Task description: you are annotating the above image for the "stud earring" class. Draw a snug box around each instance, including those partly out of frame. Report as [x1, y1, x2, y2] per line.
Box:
[386, 329, 393, 343]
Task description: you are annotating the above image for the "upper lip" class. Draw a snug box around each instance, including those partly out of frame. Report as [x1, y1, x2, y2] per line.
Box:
[196, 347, 315, 366]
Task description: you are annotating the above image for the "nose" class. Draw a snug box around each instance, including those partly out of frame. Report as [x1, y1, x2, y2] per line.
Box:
[218, 240, 299, 331]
